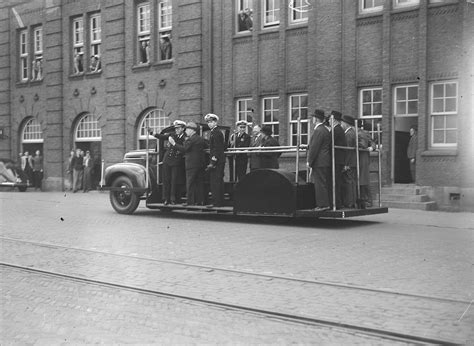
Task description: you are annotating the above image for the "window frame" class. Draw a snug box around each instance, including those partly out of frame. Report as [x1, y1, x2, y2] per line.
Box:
[19, 30, 28, 81]
[90, 14, 101, 56]
[75, 114, 102, 142]
[236, 0, 254, 33]
[22, 118, 44, 143]
[393, 0, 420, 9]
[289, 93, 309, 146]
[359, 0, 384, 14]
[158, 0, 173, 62]
[289, 0, 309, 25]
[359, 87, 383, 141]
[137, 2, 151, 64]
[263, 0, 280, 28]
[430, 80, 458, 148]
[236, 98, 254, 124]
[72, 17, 84, 74]
[393, 84, 419, 117]
[137, 108, 170, 148]
[262, 96, 280, 140]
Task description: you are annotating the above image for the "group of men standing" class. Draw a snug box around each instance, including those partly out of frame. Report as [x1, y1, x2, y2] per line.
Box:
[307, 110, 374, 211]
[153, 114, 282, 208]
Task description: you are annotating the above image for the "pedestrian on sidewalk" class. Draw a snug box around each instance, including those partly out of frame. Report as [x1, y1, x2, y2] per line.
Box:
[31, 150, 44, 191]
[83, 150, 93, 192]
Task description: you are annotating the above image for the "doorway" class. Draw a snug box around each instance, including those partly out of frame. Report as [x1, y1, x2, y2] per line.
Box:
[74, 141, 102, 189]
[393, 116, 417, 183]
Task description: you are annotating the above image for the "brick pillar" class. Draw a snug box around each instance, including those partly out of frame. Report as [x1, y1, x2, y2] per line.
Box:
[0, 5, 11, 158]
[381, 0, 392, 185]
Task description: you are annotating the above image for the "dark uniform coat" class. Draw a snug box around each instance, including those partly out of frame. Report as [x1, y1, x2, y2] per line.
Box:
[358, 129, 372, 186]
[249, 133, 263, 170]
[308, 123, 331, 208]
[342, 127, 357, 208]
[229, 132, 251, 181]
[154, 131, 186, 202]
[407, 133, 417, 182]
[259, 136, 280, 169]
[174, 133, 207, 205]
[208, 127, 226, 206]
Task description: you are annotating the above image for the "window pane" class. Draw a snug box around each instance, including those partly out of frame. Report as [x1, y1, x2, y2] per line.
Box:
[408, 101, 418, 114]
[291, 109, 298, 121]
[445, 130, 456, 143]
[433, 84, 444, 98]
[432, 130, 444, 143]
[432, 99, 444, 113]
[273, 124, 279, 136]
[362, 104, 371, 116]
[396, 89, 406, 101]
[396, 102, 405, 115]
[264, 111, 271, 123]
[273, 109, 280, 121]
[445, 115, 457, 129]
[408, 86, 418, 100]
[373, 103, 382, 115]
[300, 108, 308, 120]
[362, 90, 371, 103]
[373, 89, 382, 102]
[445, 98, 456, 112]
[445, 83, 457, 97]
[432, 115, 444, 130]
[273, 98, 279, 109]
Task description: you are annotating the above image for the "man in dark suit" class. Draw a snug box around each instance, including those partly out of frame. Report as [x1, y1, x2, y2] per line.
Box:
[307, 109, 331, 211]
[407, 125, 417, 183]
[249, 124, 263, 171]
[153, 120, 187, 204]
[341, 115, 357, 208]
[169, 122, 207, 206]
[330, 110, 347, 209]
[204, 113, 226, 207]
[259, 125, 280, 169]
[229, 120, 251, 182]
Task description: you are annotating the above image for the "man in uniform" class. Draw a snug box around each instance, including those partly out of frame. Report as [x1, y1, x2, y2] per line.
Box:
[407, 125, 417, 183]
[259, 125, 280, 169]
[341, 115, 357, 208]
[205, 113, 226, 207]
[330, 110, 346, 209]
[307, 109, 331, 211]
[169, 122, 207, 206]
[249, 124, 263, 171]
[153, 120, 186, 204]
[229, 120, 251, 182]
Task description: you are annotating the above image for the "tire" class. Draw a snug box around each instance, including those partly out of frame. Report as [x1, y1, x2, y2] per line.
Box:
[109, 176, 140, 214]
[18, 186, 27, 192]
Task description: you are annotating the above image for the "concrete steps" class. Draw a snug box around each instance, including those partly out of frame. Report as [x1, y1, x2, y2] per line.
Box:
[379, 184, 438, 211]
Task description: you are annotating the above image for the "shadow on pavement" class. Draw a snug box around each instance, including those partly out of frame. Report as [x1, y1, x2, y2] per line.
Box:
[133, 209, 380, 230]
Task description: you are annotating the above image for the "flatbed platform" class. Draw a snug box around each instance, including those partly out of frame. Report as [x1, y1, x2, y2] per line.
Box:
[146, 203, 388, 219]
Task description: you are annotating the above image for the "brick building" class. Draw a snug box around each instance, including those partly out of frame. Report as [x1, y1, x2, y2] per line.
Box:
[0, 0, 472, 210]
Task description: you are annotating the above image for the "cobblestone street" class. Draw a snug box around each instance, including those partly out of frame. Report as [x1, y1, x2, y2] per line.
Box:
[1, 191, 473, 344]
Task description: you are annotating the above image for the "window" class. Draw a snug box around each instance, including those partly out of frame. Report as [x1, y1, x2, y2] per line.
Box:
[430, 81, 457, 147]
[262, 97, 280, 140]
[289, 0, 309, 24]
[237, 0, 254, 33]
[90, 14, 102, 72]
[158, 0, 172, 61]
[360, 87, 382, 140]
[19, 30, 28, 81]
[394, 85, 418, 116]
[75, 114, 102, 141]
[360, 0, 384, 13]
[22, 118, 43, 143]
[72, 18, 84, 74]
[31, 27, 44, 81]
[138, 109, 170, 148]
[394, 0, 420, 8]
[137, 3, 151, 64]
[289, 94, 309, 146]
[263, 0, 280, 28]
[236, 98, 254, 123]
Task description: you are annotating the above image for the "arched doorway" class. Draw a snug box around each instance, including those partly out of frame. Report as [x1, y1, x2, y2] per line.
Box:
[20, 117, 44, 161]
[137, 108, 170, 149]
[74, 113, 102, 189]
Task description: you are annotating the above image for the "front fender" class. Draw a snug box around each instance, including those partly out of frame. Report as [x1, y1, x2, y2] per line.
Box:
[104, 162, 147, 188]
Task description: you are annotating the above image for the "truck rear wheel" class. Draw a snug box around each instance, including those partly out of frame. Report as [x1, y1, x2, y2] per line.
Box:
[109, 176, 140, 214]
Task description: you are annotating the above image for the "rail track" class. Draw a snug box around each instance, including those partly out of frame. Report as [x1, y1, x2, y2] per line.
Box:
[1, 236, 469, 345]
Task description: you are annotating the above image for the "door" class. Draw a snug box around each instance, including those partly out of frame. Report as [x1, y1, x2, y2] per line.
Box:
[393, 117, 417, 183]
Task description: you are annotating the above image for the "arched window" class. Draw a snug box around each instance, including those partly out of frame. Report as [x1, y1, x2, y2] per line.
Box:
[22, 118, 43, 143]
[138, 108, 170, 148]
[75, 113, 101, 142]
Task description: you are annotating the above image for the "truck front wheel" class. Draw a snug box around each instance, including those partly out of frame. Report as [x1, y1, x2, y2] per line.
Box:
[109, 176, 140, 214]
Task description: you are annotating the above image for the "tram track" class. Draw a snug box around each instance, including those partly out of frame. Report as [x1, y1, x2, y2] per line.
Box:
[0, 262, 462, 345]
[0, 235, 469, 305]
